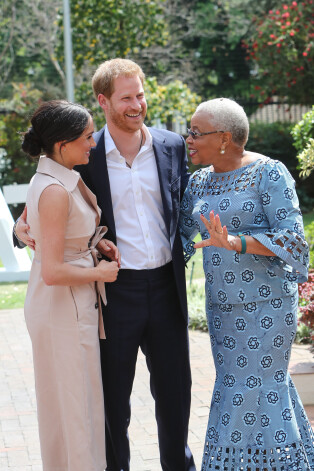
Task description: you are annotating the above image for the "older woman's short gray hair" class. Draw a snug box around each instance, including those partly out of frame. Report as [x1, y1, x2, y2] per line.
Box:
[195, 98, 249, 146]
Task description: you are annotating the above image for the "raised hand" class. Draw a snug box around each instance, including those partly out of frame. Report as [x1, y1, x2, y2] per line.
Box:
[194, 211, 238, 252]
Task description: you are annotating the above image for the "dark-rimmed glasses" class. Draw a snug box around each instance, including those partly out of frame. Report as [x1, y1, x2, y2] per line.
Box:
[187, 128, 225, 140]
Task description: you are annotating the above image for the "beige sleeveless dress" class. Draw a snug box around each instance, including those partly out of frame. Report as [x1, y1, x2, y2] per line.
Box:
[24, 156, 107, 471]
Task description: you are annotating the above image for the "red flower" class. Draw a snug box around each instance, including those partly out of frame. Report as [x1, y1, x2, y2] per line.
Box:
[303, 51, 308, 56]
[283, 4, 289, 9]
[292, 1, 297, 5]
[290, 31, 295, 36]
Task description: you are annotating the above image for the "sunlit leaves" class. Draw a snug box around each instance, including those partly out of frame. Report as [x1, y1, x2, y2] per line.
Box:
[65, 0, 168, 70]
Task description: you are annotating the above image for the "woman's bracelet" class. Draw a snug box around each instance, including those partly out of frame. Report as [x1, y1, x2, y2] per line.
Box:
[237, 233, 247, 254]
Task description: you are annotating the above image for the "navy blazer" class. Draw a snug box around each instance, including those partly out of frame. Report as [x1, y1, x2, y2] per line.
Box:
[76, 126, 190, 322]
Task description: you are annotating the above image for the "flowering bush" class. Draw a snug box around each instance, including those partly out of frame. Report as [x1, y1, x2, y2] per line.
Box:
[297, 272, 314, 343]
[243, 1, 314, 104]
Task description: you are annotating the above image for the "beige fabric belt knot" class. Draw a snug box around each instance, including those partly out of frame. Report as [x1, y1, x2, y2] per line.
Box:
[63, 225, 108, 340]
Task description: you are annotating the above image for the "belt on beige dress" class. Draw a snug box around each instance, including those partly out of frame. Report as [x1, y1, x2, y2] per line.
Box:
[63, 225, 108, 340]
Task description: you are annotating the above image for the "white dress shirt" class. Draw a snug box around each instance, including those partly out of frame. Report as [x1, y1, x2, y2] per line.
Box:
[105, 125, 172, 269]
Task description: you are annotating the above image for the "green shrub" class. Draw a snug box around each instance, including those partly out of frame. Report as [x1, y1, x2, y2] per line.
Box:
[247, 122, 314, 212]
[295, 322, 312, 344]
[291, 106, 314, 155]
[305, 221, 314, 269]
[291, 107, 314, 178]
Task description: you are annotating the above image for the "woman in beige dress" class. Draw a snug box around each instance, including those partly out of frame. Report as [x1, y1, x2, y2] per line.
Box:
[20, 100, 120, 471]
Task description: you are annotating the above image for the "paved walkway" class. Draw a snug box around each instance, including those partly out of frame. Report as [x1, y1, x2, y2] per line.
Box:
[0, 308, 313, 471]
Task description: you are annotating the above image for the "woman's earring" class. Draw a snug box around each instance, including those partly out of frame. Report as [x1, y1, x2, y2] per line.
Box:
[220, 147, 225, 154]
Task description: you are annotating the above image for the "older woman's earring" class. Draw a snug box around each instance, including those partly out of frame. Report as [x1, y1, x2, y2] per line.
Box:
[220, 147, 225, 154]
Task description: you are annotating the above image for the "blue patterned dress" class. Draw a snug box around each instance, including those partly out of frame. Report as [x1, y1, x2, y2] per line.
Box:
[179, 157, 314, 470]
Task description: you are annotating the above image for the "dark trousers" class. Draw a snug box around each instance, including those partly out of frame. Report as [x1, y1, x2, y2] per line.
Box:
[100, 262, 195, 471]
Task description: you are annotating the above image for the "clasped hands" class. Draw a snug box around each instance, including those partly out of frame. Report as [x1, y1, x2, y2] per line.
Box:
[194, 210, 240, 252]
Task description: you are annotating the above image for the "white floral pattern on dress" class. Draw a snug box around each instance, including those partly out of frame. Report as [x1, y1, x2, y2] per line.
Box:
[179, 158, 313, 470]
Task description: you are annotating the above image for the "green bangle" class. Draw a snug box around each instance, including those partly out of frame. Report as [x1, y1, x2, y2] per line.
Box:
[237, 233, 247, 254]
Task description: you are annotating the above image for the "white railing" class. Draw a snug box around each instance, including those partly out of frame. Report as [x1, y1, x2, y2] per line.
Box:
[0, 184, 31, 282]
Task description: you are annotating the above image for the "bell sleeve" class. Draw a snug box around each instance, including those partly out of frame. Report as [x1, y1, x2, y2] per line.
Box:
[253, 160, 309, 282]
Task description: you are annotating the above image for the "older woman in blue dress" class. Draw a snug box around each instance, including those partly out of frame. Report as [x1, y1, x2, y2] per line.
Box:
[179, 98, 313, 470]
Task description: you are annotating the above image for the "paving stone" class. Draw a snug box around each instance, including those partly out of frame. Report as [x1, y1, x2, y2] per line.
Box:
[1, 308, 313, 470]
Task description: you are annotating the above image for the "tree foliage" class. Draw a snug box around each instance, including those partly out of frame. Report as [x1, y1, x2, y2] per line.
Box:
[185, 0, 253, 98]
[0, 0, 64, 99]
[145, 77, 201, 126]
[0, 83, 42, 186]
[0, 0, 17, 88]
[138, 0, 282, 100]
[66, 0, 168, 70]
[244, 0, 314, 104]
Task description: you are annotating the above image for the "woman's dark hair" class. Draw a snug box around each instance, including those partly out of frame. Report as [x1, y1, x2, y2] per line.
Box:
[21, 100, 92, 158]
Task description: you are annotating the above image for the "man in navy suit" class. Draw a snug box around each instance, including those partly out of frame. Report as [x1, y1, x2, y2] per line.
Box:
[15, 58, 195, 471]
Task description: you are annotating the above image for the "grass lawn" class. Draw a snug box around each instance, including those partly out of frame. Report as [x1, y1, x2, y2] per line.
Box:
[0, 282, 28, 309]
